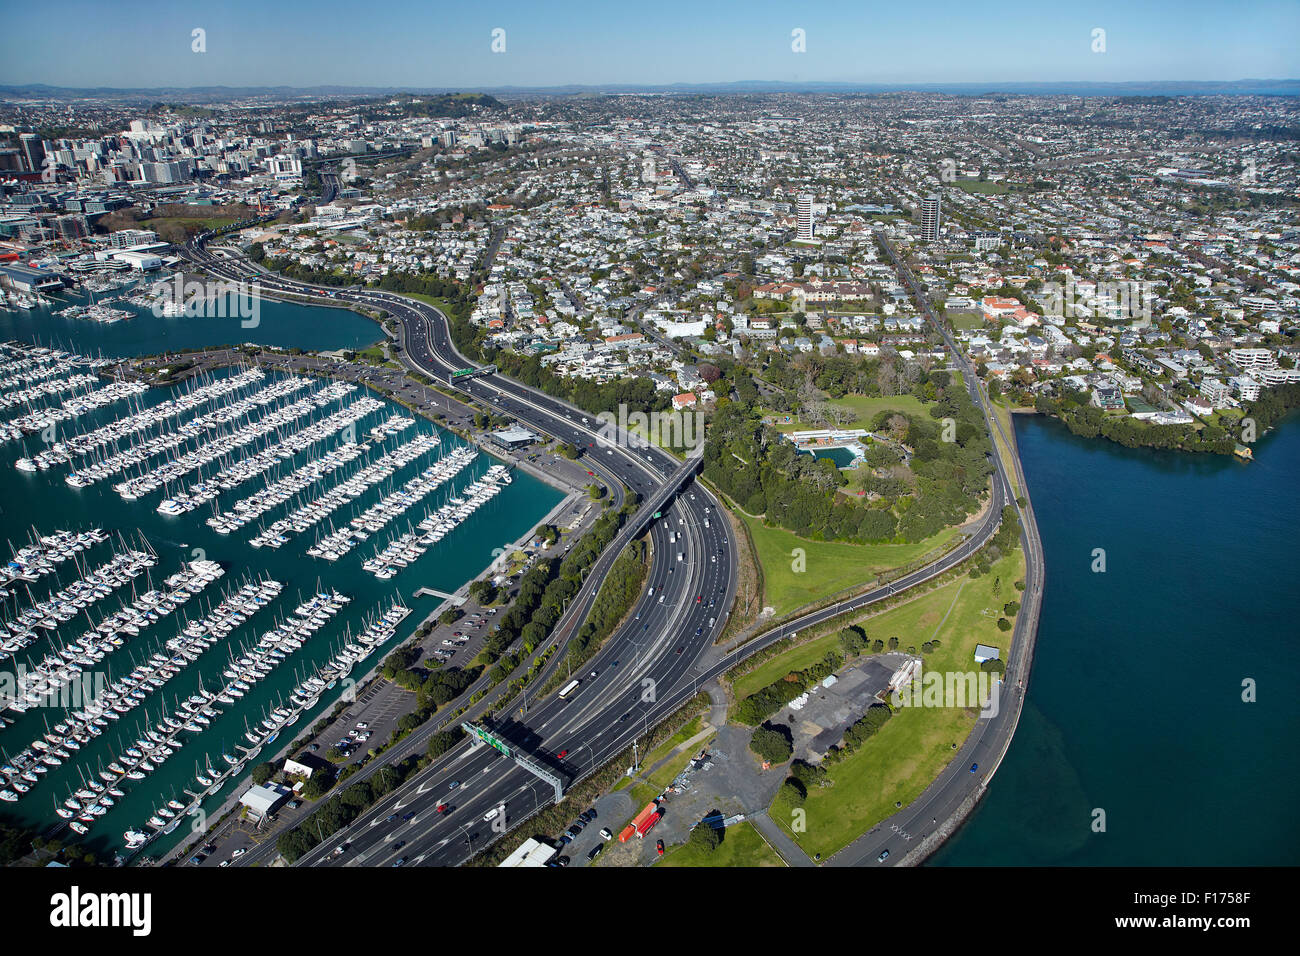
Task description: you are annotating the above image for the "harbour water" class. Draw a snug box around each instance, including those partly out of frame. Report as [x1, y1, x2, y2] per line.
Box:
[0, 347, 562, 860]
[1, 280, 382, 357]
[932, 413, 1300, 865]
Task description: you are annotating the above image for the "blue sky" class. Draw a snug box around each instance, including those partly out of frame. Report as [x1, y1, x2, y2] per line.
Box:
[1, 0, 1297, 89]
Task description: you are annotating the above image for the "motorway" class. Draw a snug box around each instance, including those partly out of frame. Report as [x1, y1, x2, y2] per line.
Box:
[181, 223, 738, 866]
[172, 212, 1041, 868]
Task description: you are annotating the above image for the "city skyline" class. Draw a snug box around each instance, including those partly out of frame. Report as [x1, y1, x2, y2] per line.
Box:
[1, 0, 1298, 90]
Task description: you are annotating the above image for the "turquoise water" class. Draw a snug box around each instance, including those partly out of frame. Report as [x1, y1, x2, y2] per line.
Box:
[800, 446, 861, 468]
[1, 282, 382, 356]
[931, 414, 1300, 865]
[0, 364, 561, 859]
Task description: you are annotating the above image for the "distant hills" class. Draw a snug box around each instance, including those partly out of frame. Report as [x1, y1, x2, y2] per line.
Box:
[1, 79, 1297, 105]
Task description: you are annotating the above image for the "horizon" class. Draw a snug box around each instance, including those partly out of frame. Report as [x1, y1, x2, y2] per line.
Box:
[1, 0, 1297, 90]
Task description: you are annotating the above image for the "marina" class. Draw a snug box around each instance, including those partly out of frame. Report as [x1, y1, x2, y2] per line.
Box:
[0, 340, 564, 859]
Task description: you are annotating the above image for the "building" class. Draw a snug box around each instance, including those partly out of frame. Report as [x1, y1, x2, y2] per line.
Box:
[796, 193, 814, 241]
[487, 425, 539, 451]
[110, 250, 163, 271]
[0, 263, 64, 294]
[498, 837, 557, 867]
[921, 194, 942, 241]
[238, 783, 290, 823]
[974, 644, 1001, 664]
[18, 134, 45, 175]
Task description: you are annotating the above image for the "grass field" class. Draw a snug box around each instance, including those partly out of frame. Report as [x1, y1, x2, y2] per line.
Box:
[988, 397, 1023, 498]
[762, 393, 929, 434]
[739, 512, 960, 617]
[946, 311, 987, 331]
[767, 549, 1026, 860]
[657, 820, 786, 867]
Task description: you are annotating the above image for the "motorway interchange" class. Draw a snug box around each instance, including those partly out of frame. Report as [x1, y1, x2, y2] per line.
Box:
[176, 209, 1041, 868]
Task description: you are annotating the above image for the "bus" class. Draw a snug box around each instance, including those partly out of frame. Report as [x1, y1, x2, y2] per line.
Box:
[559, 679, 581, 700]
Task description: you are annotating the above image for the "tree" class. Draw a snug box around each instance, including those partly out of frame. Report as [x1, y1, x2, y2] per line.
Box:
[750, 724, 794, 764]
[997, 617, 1012, 632]
[251, 762, 276, 786]
[689, 822, 721, 852]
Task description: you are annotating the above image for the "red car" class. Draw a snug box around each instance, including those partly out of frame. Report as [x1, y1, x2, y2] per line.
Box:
[556, 750, 568, 759]
[656, 839, 664, 856]
[436, 803, 448, 814]
[696, 595, 702, 603]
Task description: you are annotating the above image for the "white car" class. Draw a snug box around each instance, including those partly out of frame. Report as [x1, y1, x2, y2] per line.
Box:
[483, 804, 505, 822]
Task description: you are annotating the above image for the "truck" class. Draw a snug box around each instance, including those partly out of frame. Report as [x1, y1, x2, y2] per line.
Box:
[628, 801, 658, 836]
[636, 808, 664, 838]
[617, 824, 637, 843]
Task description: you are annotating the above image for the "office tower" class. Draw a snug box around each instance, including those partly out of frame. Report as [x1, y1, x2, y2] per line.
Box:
[921, 193, 942, 241]
[797, 193, 814, 240]
[19, 134, 45, 174]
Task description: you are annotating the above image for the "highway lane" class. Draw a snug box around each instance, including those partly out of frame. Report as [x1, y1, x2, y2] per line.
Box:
[306, 491, 729, 867]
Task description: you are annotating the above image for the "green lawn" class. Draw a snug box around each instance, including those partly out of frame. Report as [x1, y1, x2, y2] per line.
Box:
[767, 549, 1026, 860]
[657, 820, 785, 867]
[739, 512, 961, 617]
[988, 397, 1023, 498]
[762, 394, 929, 434]
[946, 311, 986, 331]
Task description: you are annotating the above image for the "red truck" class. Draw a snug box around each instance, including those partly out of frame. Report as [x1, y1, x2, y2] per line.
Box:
[635, 808, 664, 838]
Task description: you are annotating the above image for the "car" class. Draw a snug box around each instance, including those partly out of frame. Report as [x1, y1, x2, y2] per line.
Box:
[555, 855, 570, 867]
[435, 803, 448, 814]
[309, 743, 320, 751]
[355, 721, 368, 729]
[448, 780, 460, 790]
[696, 595, 702, 603]
[557, 834, 572, 846]
[599, 828, 613, 840]
[582, 808, 598, 821]
[587, 844, 604, 861]
[218, 859, 231, 867]
[403, 811, 416, 821]
[392, 857, 408, 867]
[877, 849, 890, 863]
[387, 813, 398, 822]
[332, 845, 347, 857]
[393, 840, 406, 850]
[556, 749, 568, 759]
[189, 855, 205, 866]
[230, 848, 246, 858]
[970, 763, 978, 773]
[656, 839, 665, 856]
[484, 805, 504, 822]
[676, 646, 684, 655]
[619, 712, 631, 722]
